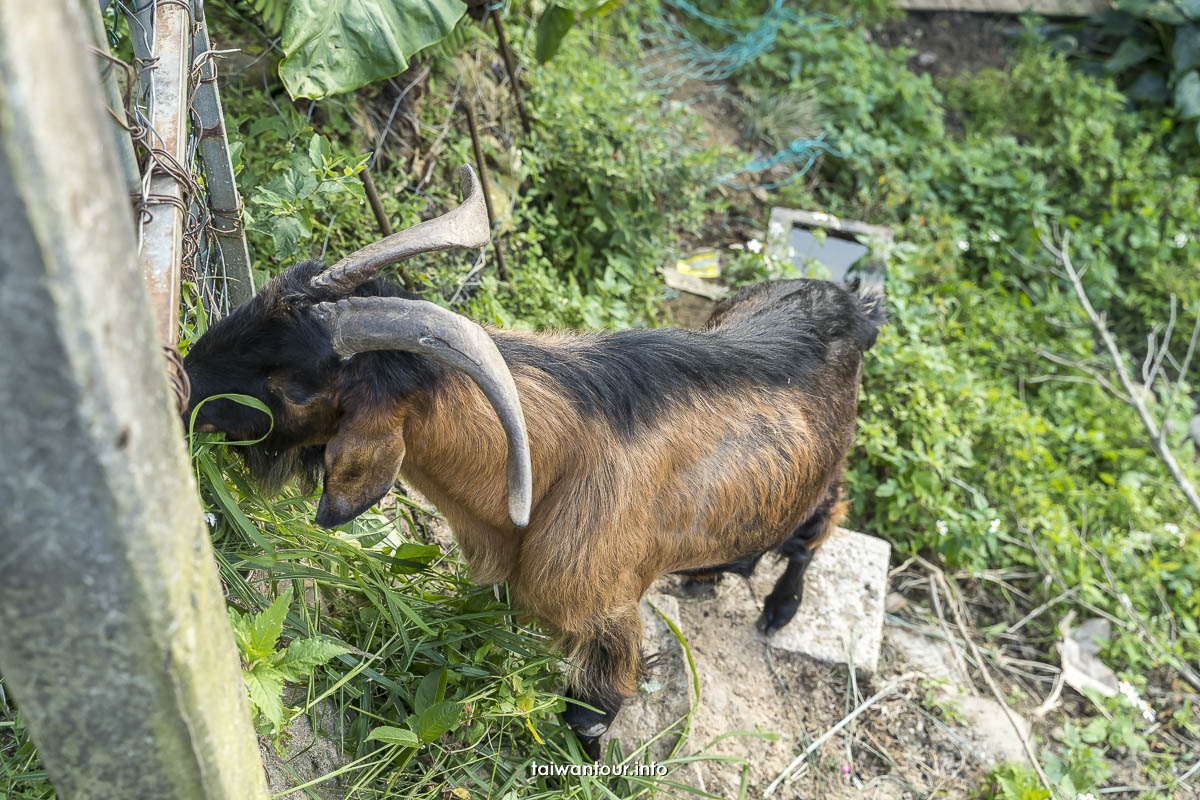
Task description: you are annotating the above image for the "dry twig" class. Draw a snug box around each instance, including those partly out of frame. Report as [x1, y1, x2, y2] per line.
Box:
[764, 672, 919, 796]
[916, 558, 1057, 798]
[1041, 229, 1200, 520]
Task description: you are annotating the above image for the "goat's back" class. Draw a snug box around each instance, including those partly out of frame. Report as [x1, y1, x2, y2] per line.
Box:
[707, 278, 883, 352]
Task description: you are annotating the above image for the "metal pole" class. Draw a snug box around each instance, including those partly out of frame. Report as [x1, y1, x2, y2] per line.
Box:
[0, 1, 271, 798]
[129, 0, 191, 344]
[491, 11, 532, 135]
[191, 0, 256, 307]
[461, 100, 509, 280]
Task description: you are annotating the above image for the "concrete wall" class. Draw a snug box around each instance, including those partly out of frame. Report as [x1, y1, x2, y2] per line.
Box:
[0, 1, 269, 797]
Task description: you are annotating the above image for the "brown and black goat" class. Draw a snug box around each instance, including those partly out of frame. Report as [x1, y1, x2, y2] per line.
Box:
[184, 166, 885, 757]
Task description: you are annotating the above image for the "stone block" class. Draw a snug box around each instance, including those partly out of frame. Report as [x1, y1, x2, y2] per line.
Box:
[755, 528, 891, 673]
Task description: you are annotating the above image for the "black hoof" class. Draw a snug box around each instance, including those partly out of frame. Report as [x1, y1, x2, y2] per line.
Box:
[563, 698, 612, 761]
[575, 730, 602, 761]
[757, 591, 802, 635]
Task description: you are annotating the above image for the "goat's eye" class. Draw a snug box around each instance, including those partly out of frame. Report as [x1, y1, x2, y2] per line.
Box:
[272, 378, 319, 406]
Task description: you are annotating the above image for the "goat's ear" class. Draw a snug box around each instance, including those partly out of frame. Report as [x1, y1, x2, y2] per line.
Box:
[314, 410, 407, 528]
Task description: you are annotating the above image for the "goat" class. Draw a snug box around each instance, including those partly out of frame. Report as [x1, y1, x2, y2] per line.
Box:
[183, 166, 885, 757]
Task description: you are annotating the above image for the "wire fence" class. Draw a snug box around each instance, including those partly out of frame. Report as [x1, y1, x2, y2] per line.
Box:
[92, 0, 253, 342]
[641, 0, 845, 191]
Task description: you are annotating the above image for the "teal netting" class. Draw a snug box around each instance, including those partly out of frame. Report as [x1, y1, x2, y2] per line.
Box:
[642, 0, 844, 190]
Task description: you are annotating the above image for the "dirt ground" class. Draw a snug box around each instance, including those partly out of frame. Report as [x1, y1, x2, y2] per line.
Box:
[605, 567, 1029, 800]
[871, 11, 1019, 78]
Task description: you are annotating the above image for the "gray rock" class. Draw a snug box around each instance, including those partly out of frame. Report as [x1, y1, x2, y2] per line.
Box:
[260, 696, 349, 800]
[886, 626, 1031, 767]
[758, 528, 892, 673]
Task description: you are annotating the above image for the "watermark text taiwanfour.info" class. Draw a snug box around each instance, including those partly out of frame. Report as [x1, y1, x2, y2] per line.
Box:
[529, 761, 667, 778]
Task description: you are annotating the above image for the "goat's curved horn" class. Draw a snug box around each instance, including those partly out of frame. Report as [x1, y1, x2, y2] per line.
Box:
[311, 165, 491, 295]
[312, 296, 532, 528]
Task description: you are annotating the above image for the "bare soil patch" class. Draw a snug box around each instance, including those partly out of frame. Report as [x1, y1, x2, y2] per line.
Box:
[871, 11, 1018, 79]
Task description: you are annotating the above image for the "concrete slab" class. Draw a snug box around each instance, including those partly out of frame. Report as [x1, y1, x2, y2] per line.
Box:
[891, 0, 1107, 14]
[755, 528, 891, 673]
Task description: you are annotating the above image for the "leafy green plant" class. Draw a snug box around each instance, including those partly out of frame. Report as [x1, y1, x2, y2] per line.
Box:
[243, 131, 368, 262]
[363, 667, 463, 762]
[277, 0, 467, 98]
[1075, 0, 1200, 143]
[228, 588, 351, 735]
[1044, 722, 1113, 796]
[976, 764, 1051, 800]
[1079, 706, 1151, 755]
[519, 37, 724, 326]
[223, 92, 374, 267]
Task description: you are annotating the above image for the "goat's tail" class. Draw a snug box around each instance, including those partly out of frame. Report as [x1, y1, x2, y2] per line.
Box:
[848, 262, 887, 351]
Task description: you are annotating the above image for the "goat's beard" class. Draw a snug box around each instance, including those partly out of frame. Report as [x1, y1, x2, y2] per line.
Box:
[240, 444, 325, 497]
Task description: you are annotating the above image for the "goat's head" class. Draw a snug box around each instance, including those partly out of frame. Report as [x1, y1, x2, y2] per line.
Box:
[183, 166, 532, 529]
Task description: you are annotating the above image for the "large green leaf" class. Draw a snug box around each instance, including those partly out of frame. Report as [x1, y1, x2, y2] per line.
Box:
[1174, 25, 1200, 73]
[244, 664, 285, 730]
[1129, 69, 1168, 103]
[1174, 69, 1200, 118]
[535, 4, 575, 64]
[414, 700, 461, 741]
[248, 588, 292, 660]
[366, 726, 420, 746]
[280, 0, 468, 99]
[1105, 38, 1155, 73]
[413, 668, 446, 714]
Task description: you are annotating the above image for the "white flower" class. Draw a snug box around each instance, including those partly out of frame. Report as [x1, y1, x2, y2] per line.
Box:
[747, 238, 763, 254]
[203, 512, 217, 527]
[556, 297, 568, 307]
[936, 519, 948, 536]
[786, 246, 797, 259]
[811, 211, 830, 222]
[1077, 794, 1098, 800]
[957, 240, 970, 252]
[769, 222, 785, 237]
[987, 230, 1001, 242]
[1117, 680, 1156, 721]
[1174, 233, 1188, 248]
[1165, 522, 1180, 536]
[989, 518, 1001, 534]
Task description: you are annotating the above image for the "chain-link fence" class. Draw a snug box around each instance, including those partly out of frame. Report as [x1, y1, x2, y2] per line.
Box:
[91, 0, 254, 342]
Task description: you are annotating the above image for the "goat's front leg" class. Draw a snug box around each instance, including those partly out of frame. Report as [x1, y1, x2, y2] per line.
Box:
[560, 605, 643, 760]
[757, 485, 848, 635]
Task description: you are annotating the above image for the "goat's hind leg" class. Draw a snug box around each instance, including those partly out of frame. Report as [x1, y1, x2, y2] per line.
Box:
[672, 550, 765, 598]
[756, 486, 848, 635]
[561, 607, 643, 760]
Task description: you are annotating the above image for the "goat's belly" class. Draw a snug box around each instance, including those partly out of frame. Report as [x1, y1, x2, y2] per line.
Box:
[638, 393, 850, 576]
[661, 513, 802, 575]
[646, 457, 837, 575]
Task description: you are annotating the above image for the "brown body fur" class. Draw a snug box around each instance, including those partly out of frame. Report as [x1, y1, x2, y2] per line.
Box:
[397, 322, 863, 700]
